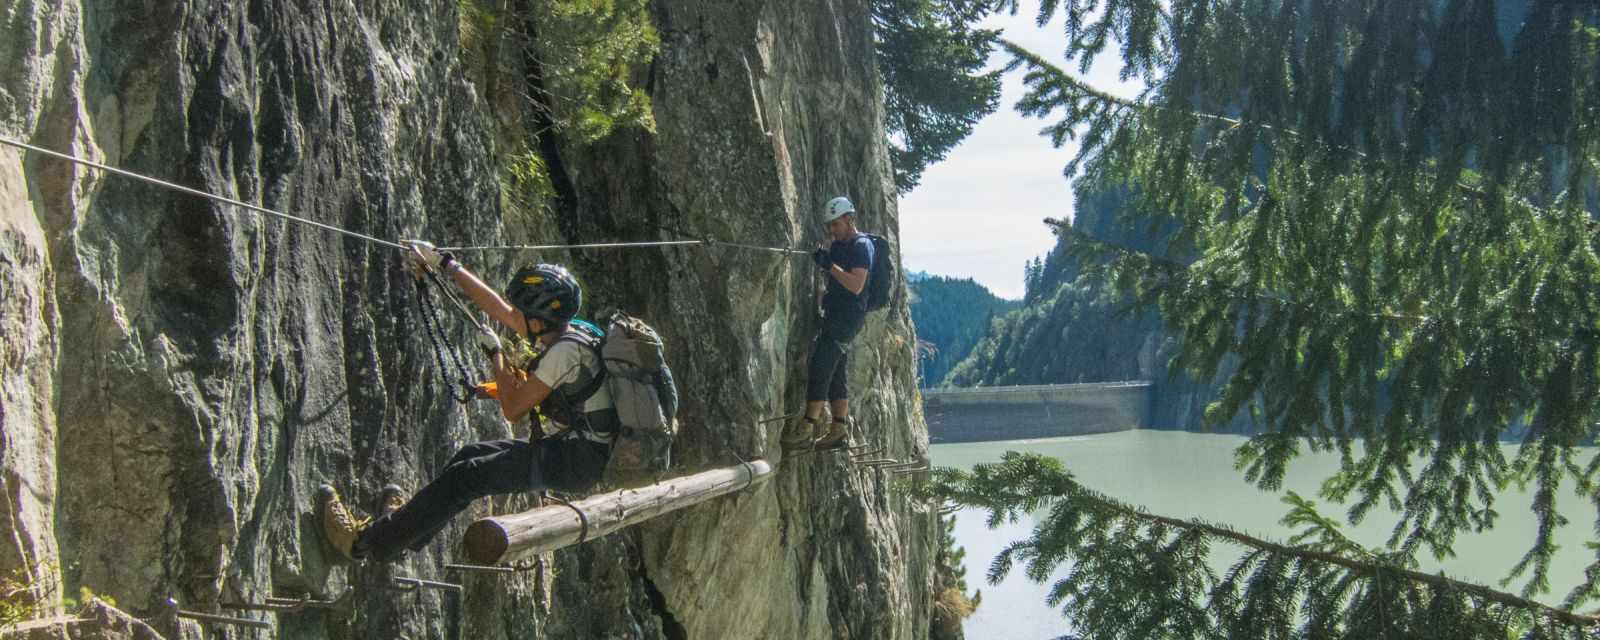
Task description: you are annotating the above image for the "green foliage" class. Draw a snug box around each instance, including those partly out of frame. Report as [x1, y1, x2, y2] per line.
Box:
[873, 0, 1005, 193]
[944, 276, 1159, 387]
[502, 146, 557, 226]
[921, 453, 1599, 639]
[0, 561, 66, 629]
[531, 0, 658, 144]
[455, 0, 657, 224]
[0, 570, 35, 628]
[931, 511, 981, 639]
[910, 275, 1020, 387]
[991, 0, 1600, 607]
[944, 187, 1190, 392]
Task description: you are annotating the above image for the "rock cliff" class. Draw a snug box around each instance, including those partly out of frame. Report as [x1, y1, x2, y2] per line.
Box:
[0, 1, 933, 637]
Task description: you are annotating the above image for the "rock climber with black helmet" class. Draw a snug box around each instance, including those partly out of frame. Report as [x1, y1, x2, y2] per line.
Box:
[783, 196, 875, 453]
[318, 243, 617, 563]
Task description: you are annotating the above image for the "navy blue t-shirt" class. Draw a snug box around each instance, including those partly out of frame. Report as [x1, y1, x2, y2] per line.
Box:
[822, 233, 875, 323]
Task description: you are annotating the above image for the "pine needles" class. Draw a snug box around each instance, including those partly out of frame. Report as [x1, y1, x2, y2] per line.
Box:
[923, 453, 1600, 639]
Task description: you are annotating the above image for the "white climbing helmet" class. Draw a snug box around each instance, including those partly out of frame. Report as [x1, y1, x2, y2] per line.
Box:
[823, 196, 856, 223]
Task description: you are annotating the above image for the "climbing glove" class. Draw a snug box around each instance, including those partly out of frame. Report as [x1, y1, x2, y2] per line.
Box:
[477, 328, 503, 356]
[404, 240, 456, 274]
[811, 247, 830, 270]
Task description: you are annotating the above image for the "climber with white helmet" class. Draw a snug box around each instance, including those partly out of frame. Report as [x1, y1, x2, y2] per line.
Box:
[783, 196, 875, 452]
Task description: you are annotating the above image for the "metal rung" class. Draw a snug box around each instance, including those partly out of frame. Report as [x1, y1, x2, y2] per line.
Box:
[446, 561, 538, 574]
[889, 465, 929, 475]
[389, 576, 463, 594]
[160, 599, 272, 630]
[854, 458, 899, 466]
[222, 592, 348, 613]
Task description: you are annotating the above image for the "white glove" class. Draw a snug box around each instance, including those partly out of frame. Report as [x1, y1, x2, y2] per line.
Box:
[477, 328, 503, 356]
[404, 240, 445, 271]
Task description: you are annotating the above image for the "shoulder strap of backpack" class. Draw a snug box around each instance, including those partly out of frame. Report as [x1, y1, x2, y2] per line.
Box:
[554, 327, 608, 406]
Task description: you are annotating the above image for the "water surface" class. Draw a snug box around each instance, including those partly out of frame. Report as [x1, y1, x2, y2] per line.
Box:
[932, 430, 1596, 639]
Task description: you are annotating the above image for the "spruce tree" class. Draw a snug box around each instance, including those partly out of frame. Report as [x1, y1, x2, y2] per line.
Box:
[930, 1, 1600, 636]
[873, 0, 1007, 193]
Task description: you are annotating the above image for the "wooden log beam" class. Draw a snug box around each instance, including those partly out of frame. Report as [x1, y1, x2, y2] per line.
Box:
[464, 460, 773, 564]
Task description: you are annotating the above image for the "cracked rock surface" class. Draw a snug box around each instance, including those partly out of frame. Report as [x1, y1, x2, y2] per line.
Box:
[1, 1, 933, 638]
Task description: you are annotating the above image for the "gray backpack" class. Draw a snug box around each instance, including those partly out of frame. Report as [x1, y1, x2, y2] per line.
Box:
[595, 312, 678, 488]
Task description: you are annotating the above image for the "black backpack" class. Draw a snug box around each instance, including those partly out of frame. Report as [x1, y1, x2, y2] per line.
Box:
[863, 233, 894, 312]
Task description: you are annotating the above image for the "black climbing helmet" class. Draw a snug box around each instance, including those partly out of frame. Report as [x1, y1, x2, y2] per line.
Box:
[505, 264, 582, 328]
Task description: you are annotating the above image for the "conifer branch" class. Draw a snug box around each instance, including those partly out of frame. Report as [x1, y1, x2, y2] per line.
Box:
[1004, 40, 1597, 233]
[1043, 218, 1440, 327]
[923, 453, 1600, 634]
[1132, 506, 1600, 629]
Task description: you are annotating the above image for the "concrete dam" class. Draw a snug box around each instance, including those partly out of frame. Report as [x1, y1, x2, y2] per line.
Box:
[922, 382, 1152, 444]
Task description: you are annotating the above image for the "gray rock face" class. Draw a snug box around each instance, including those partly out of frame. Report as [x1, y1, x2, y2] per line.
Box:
[1, 0, 933, 638]
[14, 599, 167, 640]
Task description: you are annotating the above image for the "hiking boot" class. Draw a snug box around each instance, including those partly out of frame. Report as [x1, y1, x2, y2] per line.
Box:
[318, 484, 369, 562]
[814, 418, 852, 450]
[377, 484, 407, 518]
[781, 416, 818, 452]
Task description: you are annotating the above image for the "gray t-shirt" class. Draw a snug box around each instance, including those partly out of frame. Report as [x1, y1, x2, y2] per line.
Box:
[531, 338, 614, 425]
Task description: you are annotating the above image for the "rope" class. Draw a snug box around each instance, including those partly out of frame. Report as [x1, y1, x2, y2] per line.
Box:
[0, 137, 814, 258]
[708, 239, 811, 256]
[422, 266, 489, 332]
[0, 136, 408, 250]
[439, 238, 810, 257]
[439, 239, 706, 252]
[415, 278, 477, 403]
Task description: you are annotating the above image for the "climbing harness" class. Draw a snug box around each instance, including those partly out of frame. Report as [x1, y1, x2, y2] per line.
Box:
[0, 137, 885, 601]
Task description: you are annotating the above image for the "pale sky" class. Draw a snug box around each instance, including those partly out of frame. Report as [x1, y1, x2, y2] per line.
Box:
[898, 9, 1143, 300]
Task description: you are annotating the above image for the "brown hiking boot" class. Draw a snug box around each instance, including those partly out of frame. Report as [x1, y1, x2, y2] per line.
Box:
[318, 484, 369, 562]
[814, 418, 852, 450]
[781, 416, 818, 451]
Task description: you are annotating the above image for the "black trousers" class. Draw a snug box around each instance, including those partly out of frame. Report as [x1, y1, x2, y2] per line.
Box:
[806, 312, 864, 403]
[354, 437, 608, 562]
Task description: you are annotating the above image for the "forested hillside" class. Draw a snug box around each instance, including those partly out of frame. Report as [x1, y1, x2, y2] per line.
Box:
[943, 188, 1248, 430]
[908, 275, 1018, 387]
